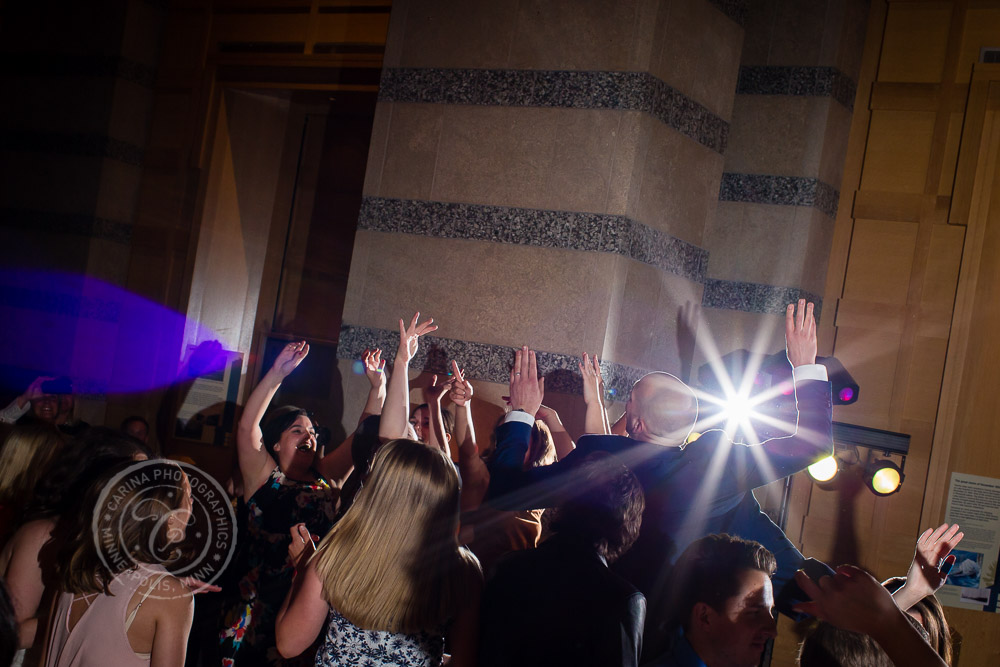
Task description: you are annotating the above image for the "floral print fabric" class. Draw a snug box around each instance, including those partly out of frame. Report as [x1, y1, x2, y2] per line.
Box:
[220, 468, 337, 666]
[315, 609, 444, 667]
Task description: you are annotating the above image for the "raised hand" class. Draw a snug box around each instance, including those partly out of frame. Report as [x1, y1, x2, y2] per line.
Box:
[287, 523, 319, 571]
[397, 312, 437, 365]
[793, 565, 898, 633]
[578, 353, 604, 405]
[362, 348, 386, 390]
[509, 346, 544, 416]
[904, 523, 964, 599]
[26, 376, 54, 400]
[424, 373, 454, 405]
[448, 362, 473, 407]
[785, 299, 817, 368]
[273, 341, 309, 378]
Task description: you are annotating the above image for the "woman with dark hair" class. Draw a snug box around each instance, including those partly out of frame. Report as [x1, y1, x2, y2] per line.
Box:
[0, 429, 149, 667]
[42, 459, 194, 667]
[219, 342, 351, 667]
[882, 577, 954, 664]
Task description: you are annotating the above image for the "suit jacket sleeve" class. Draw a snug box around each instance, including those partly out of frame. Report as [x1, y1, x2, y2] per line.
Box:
[620, 592, 646, 667]
[486, 420, 578, 510]
[736, 378, 833, 490]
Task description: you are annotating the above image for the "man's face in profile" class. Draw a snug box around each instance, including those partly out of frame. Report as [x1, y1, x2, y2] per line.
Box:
[701, 568, 777, 667]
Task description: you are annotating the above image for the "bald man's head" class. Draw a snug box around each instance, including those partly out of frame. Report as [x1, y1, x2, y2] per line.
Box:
[625, 372, 698, 446]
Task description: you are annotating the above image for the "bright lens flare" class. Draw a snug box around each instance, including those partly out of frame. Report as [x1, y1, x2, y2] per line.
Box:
[721, 393, 753, 424]
[807, 456, 838, 482]
[871, 466, 901, 495]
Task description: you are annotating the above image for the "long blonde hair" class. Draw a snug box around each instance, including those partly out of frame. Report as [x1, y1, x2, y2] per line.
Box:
[312, 439, 481, 633]
[0, 423, 66, 509]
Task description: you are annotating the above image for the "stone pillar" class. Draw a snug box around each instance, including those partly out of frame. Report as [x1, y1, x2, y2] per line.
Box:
[704, 0, 869, 352]
[337, 0, 747, 436]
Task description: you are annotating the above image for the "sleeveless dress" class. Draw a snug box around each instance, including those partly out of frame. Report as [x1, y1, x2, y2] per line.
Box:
[219, 468, 337, 666]
[44, 566, 171, 667]
[314, 610, 445, 667]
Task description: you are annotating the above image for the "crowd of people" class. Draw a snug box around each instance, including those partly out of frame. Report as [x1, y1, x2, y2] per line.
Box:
[0, 300, 966, 667]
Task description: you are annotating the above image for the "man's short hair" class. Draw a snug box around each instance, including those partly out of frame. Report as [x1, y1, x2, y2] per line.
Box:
[668, 534, 777, 630]
[550, 452, 645, 563]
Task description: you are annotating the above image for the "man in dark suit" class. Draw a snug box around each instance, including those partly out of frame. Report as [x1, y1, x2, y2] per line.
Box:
[486, 300, 833, 657]
[479, 455, 647, 667]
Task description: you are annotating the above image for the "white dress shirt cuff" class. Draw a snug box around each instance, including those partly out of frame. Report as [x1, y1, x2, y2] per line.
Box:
[503, 410, 536, 426]
[793, 364, 828, 383]
[0, 399, 30, 424]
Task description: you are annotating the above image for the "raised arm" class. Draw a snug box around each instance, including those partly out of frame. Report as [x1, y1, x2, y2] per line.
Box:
[742, 300, 833, 488]
[535, 405, 574, 460]
[580, 353, 610, 435]
[794, 566, 947, 667]
[358, 348, 386, 425]
[424, 374, 455, 459]
[0, 376, 53, 423]
[487, 347, 571, 510]
[238, 341, 309, 500]
[378, 313, 437, 442]
[449, 362, 489, 512]
[891, 524, 963, 611]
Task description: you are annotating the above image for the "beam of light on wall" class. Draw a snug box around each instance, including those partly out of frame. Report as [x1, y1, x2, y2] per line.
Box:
[0, 270, 226, 395]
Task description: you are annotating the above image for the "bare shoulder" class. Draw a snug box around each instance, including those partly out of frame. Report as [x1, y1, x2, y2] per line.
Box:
[15, 518, 56, 546]
[145, 575, 194, 615]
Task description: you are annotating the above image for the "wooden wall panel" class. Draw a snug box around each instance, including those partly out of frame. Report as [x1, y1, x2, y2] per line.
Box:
[818, 0, 1000, 661]
[841, 219, 918, 303]
[878, 2, 952, 82]
[861, 111, 937, 191]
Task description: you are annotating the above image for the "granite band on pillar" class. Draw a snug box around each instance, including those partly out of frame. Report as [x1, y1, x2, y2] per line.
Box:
[378, 68, 729, 154]
[736, 65, 857, 111]
[359, 196, 709, 283]
[338, 324, 649, 399]
[702, 279, 822, 319]
[719, 173, 839, 218]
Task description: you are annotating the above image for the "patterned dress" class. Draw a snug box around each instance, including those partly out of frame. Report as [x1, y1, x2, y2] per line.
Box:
[315, 610, 445, 667]
[220, 468, 337, 666]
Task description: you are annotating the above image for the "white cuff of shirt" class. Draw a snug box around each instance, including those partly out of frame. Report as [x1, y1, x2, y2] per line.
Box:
[503, 410, 536, 426]
[0, 399, 30, 424]
[792, 364, 828, 383]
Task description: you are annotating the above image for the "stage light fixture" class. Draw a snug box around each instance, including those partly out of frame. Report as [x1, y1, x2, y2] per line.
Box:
[807, 455, 839, 482]
[866, 459, 904, 496]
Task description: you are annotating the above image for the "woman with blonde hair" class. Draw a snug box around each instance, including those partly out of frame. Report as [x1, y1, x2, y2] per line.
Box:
[275, 439, 482, 666]
[41, 459, 194, 667]
[0, 424, 66, 540]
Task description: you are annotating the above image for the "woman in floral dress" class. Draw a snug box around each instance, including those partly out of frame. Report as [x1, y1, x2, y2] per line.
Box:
[219, 342, 351, 666]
